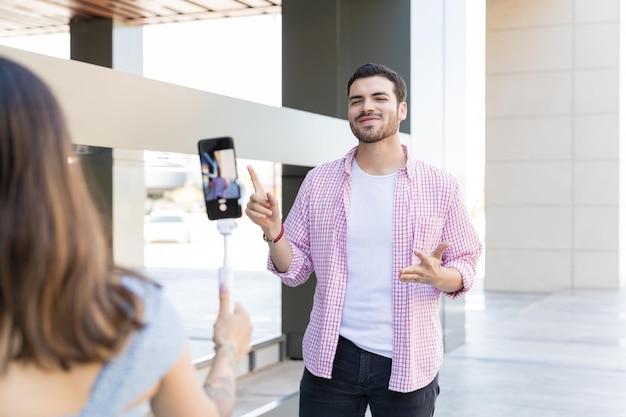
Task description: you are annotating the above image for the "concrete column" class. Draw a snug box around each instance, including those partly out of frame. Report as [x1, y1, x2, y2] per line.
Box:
[112, 23, 145, 268]
[76, 145, 113, 248]
[282, 0, 411, 131]
[411, 1, 485, 189]
[486, 0, 623, 291]
[113, 149, 146, 268]
[70, 17, 114, 67]
[113, 22, 143, 75]
[620, 1, 626, 289]
[69, 17, 146, 268]
[410, 0, 485, 351]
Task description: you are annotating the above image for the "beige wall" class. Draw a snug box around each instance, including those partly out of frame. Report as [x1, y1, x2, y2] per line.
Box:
[486, 0, 623, 290]
[0, 45, 365, 168]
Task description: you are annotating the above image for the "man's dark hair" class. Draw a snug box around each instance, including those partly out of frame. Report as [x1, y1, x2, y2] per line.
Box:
[347, 63, 407, 103]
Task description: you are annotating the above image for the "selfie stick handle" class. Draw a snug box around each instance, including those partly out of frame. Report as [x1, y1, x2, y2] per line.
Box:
[217, 218, 237, 313]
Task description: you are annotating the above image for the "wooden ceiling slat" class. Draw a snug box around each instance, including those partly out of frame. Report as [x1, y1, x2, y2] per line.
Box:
[129, 5, 279, 24]
[151, 0, 209, 14]
[0, 0, 281, 36]
[135, 14, 215, 25]
[186, 0, 246, 12]
[110, 0, 183, 17]
[51, 0, 152, 20]
[0, 28, 64, 37]
[235, 0, 274, 8]
[0, 5, 66, 28]
[222, 7, 273, 17]
[0, 20, 31, 31]
[3, 0, 69, 18]
[79, 0, 146, 19]
[87, 0, 187, 18]
[48, 0, 120, 19]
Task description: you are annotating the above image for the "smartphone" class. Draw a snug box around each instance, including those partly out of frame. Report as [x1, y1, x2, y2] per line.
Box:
[198, 137, 242, 220]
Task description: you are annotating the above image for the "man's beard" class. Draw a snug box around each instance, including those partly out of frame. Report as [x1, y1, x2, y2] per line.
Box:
[349, 111, 401, 144]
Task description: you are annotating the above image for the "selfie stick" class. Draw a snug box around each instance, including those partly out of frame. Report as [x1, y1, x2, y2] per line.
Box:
[217, 218, 237, 313]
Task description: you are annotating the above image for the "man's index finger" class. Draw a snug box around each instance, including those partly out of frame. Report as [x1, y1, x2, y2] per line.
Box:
[247, 165, 266, 195]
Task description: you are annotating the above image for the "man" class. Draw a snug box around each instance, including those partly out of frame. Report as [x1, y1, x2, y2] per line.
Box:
[246, 63, 482, 417]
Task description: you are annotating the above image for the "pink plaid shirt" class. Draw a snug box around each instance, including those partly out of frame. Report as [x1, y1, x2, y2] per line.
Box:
[268, 145, 482, 392]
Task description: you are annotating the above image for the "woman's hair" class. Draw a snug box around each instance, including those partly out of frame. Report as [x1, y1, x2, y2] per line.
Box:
[346, 62, 407, 104]
[0, 56, 144, 371]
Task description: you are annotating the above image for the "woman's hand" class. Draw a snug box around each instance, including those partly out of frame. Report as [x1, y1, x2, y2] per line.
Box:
[213, 288, 252, 363]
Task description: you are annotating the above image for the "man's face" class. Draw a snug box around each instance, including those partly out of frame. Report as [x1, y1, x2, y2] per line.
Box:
[347, 76, 407, 144]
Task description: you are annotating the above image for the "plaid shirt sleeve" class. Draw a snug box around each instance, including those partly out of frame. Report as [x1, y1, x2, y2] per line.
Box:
[440, 176, 483, 299]
[266, 170, 315, 287]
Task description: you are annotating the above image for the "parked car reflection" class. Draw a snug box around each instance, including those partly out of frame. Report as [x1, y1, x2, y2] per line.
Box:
[144, 209, 191, 244]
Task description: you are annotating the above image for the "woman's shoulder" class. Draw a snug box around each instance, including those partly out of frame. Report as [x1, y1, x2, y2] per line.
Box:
[121, 275, 161, 303]
[120, 275, 181, 332]
[81, 274, 188, 415]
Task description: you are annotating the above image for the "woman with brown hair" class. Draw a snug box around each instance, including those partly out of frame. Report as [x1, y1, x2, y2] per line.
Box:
[0, 55, 252, 417]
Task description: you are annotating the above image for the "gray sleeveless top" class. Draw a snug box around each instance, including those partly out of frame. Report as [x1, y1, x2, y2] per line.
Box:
[74, 277, 188, 417]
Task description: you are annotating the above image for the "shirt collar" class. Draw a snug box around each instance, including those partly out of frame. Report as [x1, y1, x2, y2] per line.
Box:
[342, 144, 415, 179]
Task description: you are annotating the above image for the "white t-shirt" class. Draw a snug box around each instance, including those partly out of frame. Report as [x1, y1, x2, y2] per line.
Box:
[339, 159, 396, 358]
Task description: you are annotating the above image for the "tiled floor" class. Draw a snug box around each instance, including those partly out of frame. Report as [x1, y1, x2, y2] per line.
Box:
[142, 263, 626, 417]
[435, 286, 626, 417]
[230, 282, 626, 417]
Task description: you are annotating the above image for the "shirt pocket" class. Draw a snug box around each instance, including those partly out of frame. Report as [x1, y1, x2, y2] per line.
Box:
[412, 216, 446, 261]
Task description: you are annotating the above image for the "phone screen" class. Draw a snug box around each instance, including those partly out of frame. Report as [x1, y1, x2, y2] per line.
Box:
[198, 137, 242, 220]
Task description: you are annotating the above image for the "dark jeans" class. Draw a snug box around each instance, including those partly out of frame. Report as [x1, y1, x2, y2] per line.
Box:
[299, 336, 440, 417]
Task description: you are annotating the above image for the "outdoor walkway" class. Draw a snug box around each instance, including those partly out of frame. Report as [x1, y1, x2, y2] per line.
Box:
[141, 258, 626, 416]
[434, 284, 626, 417]
[229, 281, 626, 417]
